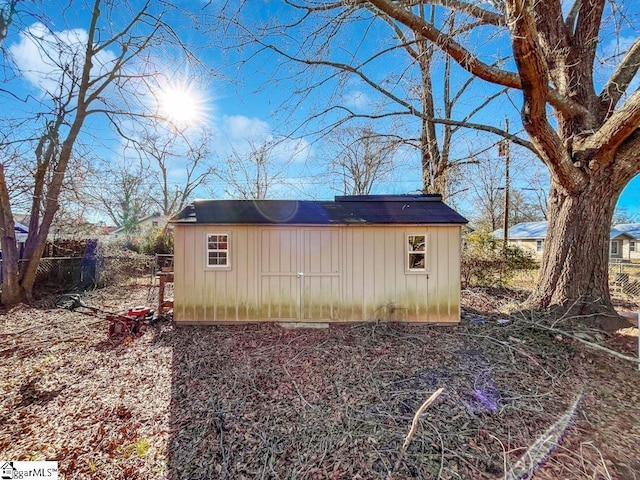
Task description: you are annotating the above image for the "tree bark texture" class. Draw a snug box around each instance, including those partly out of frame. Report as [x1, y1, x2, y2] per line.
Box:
[530, 170, 619, 312]
[0, 164, 26, 305]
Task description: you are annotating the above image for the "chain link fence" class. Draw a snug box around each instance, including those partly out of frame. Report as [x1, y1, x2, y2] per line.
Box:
[468, 260, 640, 303]
[0, 257, 84, 290]
[608, 261, 640, 301]
[0, 252, 155, 294]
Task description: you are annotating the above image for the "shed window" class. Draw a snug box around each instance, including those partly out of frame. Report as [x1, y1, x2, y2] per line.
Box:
[207, 234, 229, 267]
[536, 240, 544, 253]
[407, 235, 426, 271]
[631, 241, 636, 252]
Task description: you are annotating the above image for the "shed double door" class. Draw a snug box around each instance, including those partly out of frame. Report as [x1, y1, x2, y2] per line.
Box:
[259, 228, 341, 321]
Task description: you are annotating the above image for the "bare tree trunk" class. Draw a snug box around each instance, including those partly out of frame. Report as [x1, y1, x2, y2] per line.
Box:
[0, 164, 26, 305]
[529, 167, 629, 328]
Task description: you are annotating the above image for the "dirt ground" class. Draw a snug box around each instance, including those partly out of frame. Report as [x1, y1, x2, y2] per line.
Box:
[1, 282, 639, 480]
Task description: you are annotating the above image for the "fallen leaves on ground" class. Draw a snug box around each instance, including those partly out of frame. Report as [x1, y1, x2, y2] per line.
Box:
[0, 283, 639, 479]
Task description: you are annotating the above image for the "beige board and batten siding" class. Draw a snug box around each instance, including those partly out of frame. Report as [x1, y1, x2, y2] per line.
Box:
[173, 224, 461, 324]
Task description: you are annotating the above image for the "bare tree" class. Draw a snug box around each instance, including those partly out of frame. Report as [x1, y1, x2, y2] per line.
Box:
[509, 189, 547, 225]
[466, 138, 548, 230]
[216, 140, 286, 200]
[466, 152, 507, 231]
[613, 207, 638, 225]
[0, 0, 199, 305]
[213, 2, 520, 201]
[392, 5, 510, 198]
[137, 127, 216, 216]
[361, 0, 640, 320]
[85, 158, 154, 232]
[329, 125, 398, 195]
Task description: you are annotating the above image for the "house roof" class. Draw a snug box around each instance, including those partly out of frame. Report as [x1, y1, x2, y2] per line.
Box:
[170, 195, 468, 225]
[494, 221, 636, 241]
[110, 214, 167, 235]
[613, 223, 640, 239]
[13, 222, 28, 242]
[493, 221, 548, 240]
[610, 228, 634, 240]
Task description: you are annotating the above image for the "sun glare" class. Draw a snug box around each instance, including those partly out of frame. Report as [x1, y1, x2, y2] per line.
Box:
[158, 80, 205, 126]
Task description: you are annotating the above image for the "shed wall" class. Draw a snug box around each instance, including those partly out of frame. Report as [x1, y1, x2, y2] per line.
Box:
[173, 224, 461, 324]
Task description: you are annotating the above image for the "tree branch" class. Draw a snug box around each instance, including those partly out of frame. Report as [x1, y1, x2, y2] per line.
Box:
[564, 0, 581, 34]
[393, 0, 503, 26]
[575, 89, 640, 169]
[573, 0, 604, 77]
[599, 38, 640, 117]
[366, 0, 589, 118]
[505, 0, 583, 187]
[304, 103, 536, 152]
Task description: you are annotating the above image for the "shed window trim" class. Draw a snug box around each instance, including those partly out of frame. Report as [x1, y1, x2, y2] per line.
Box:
[407, 233, 427, 272]
[206, 233, 231, 269]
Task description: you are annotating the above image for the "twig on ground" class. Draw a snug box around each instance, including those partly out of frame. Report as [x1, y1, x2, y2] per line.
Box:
[387, 387, 444, 479]
[537, 324, 640, 365]
[283, 364, 318, 410]
[489, 432, 508, 479]
[580, 442, 613, 480]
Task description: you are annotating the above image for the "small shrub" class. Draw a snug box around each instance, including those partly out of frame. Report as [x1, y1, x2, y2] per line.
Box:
[461, 230, 537, 287]
[140, 227, 173, 256]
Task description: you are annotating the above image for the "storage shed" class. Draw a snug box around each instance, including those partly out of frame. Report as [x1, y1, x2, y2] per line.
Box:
[170, 194, 468, 324]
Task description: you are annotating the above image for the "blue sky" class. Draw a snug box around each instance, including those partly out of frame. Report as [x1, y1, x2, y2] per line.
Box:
[1, 0, 639, 222]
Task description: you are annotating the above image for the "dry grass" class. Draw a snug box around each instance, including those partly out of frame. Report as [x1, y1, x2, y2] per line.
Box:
[1, 282, 639, 479]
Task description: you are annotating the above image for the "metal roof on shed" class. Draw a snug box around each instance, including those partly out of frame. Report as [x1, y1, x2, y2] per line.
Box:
[170, 195, 468, 225]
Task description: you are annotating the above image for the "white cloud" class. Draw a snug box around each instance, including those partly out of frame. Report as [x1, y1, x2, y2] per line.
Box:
[344, 90, 371, 110]
[211, 114, 312, 164]
[219, 114, 272, 144]
[271, 137, 312, 164]
[9, 22, 116, 97]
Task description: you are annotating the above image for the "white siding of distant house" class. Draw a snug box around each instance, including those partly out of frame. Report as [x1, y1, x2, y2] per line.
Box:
[109, 215, 167, 241]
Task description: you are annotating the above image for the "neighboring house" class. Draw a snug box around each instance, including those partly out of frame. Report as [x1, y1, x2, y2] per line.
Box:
[612, 223, 640, 261]
[109, 214, 168, 242]
[492, 221, 548, 257]
[0, 222, 29, 259]
[493, 221, 637, 260]
[170, 195, 468, 324]
[15, 214, 110, 241]
[14, 222, 29, 244]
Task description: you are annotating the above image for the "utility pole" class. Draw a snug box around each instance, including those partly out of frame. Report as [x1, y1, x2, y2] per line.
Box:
[499, 117, 510, 250]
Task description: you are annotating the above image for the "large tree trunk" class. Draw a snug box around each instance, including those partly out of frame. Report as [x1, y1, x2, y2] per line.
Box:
[529, 166, 630, 329]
